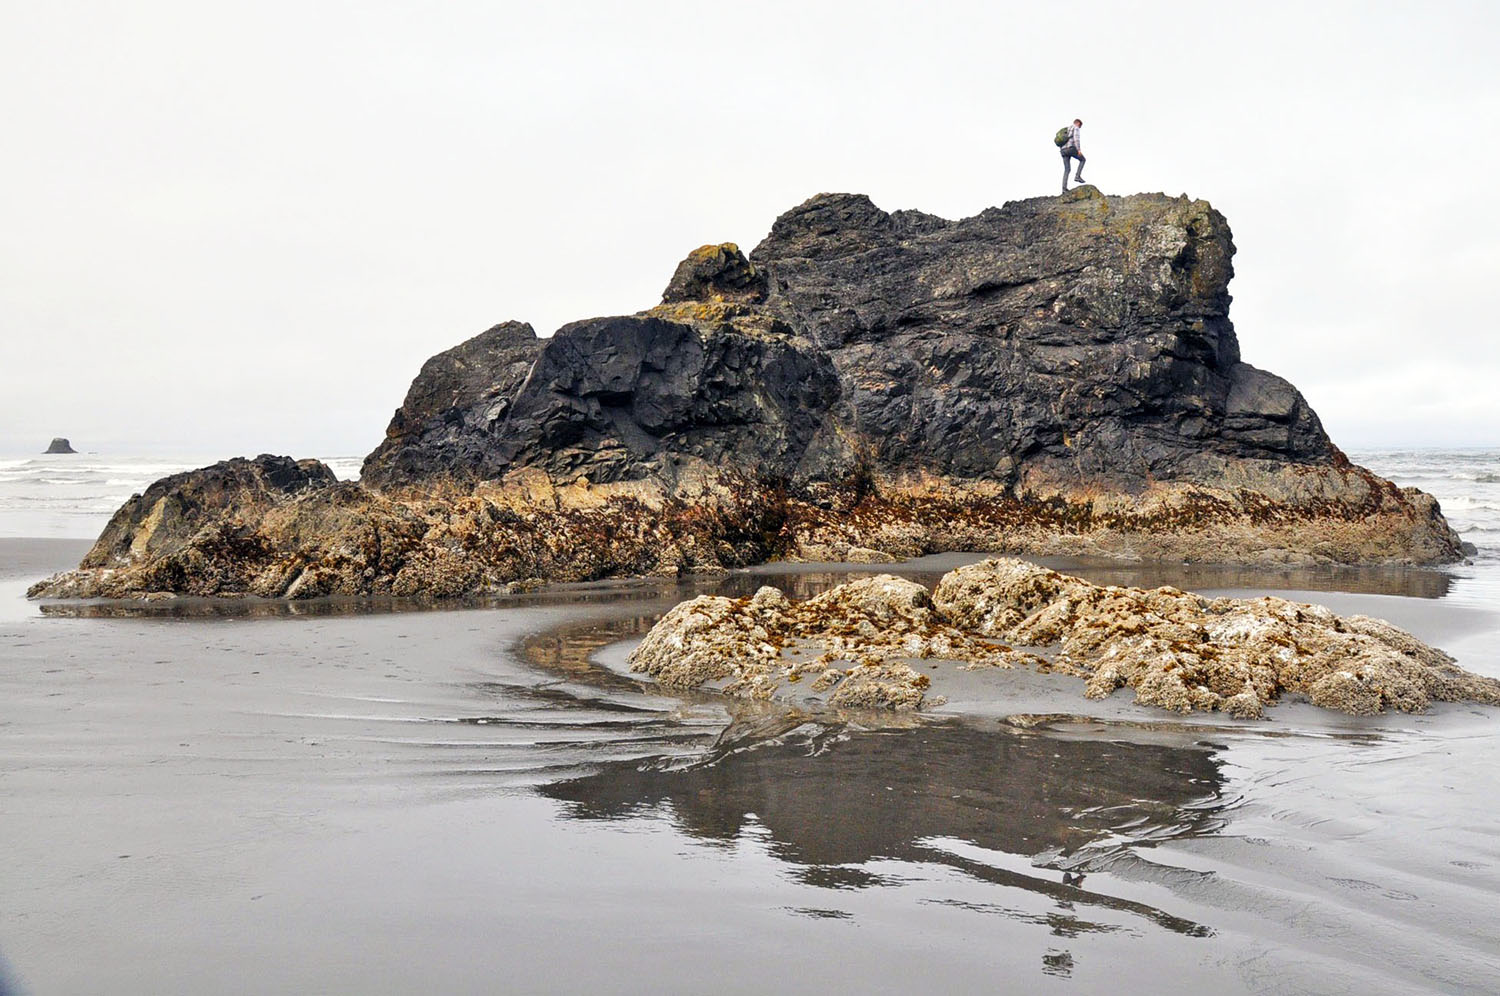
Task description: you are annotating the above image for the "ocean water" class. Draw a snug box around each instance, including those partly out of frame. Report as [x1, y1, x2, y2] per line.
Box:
[0, 452, 364, 539]
[1352, 448, 1500, 553]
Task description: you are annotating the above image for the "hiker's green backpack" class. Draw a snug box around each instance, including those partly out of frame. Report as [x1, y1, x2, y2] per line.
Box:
[1053, 126, 1071, 147]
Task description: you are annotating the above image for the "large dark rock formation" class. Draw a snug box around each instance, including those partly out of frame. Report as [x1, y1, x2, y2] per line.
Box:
[44, 437, 76, 454]
[30, 189, 1467, 600]
[360, 190, 1333, 494]
[749, 191, 1329, 485]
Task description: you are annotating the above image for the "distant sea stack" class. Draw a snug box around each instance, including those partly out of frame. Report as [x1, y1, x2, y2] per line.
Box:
[30, 189, 1468, 600]
[43, 438, 77, 454]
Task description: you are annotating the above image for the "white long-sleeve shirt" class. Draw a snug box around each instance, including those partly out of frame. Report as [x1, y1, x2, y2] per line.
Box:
[1065, 124, 1082, 153]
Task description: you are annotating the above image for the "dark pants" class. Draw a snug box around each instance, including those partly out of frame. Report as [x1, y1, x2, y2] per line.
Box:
[1061, 148, 1085, 189]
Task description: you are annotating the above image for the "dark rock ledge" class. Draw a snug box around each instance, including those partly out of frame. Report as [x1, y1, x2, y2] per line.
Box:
[30, 189, 1466, 600]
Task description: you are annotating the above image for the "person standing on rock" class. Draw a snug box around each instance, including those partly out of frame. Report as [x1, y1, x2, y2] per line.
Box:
[1060, 119, 1086, 193]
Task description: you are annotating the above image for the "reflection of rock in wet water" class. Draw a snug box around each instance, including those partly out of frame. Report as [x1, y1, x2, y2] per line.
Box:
[33, 572, 888, 621]
[541, 720, 1224, 937]
[519, 597, 1228, 942]
[519, 613, 661, 692]
[35, 582, 698, 619]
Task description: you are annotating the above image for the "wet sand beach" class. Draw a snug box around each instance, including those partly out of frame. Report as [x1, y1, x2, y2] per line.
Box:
[5, 539, 1500, 993]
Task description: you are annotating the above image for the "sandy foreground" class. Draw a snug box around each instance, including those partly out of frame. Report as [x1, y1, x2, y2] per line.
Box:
[4, 540, 1500, 993]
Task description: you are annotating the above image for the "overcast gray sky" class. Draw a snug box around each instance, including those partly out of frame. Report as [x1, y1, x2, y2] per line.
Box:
[2, 0, 1496, 459]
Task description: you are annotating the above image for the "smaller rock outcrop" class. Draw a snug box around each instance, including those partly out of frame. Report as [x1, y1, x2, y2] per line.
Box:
[44, 437, 76, 454]
[629, 559, 1500, 718]
[659, 242, 768, 306]
[30, 455, 342, 599]
[629, 575, 1035, 710]
[934, 559, 1500, 717]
